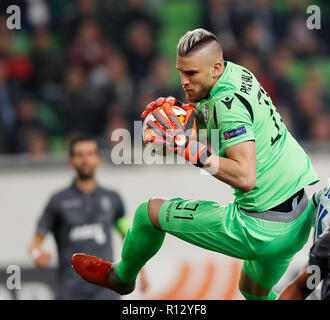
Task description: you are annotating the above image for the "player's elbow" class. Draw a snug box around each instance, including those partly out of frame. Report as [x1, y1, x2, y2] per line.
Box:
[239, 182, 255, 193]
[238, 175, 256, 192]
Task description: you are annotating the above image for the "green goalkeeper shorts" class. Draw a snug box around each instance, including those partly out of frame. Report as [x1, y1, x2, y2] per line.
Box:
[158, 193, 315, 289]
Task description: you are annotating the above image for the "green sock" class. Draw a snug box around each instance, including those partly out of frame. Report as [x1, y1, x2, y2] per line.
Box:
[240, 289, 278, 300]
[115, 200, 166, 282]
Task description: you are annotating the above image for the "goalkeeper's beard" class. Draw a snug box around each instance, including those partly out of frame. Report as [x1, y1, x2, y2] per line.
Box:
[186, 85, 213, 103]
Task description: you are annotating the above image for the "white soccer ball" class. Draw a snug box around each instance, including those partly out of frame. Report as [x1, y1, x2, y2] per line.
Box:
[142, 105, 187, 155]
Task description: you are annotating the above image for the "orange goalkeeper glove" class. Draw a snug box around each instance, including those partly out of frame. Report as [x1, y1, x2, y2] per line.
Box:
[141, 96, 195, 119]
[146, 104, 211, 167]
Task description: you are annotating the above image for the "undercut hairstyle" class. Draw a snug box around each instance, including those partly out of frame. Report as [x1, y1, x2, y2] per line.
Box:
[177, 28, 222, 57]
[69, 133, 98, 157]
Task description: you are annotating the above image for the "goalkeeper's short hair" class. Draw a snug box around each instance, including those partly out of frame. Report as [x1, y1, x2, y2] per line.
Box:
[177, 28, 222, 57]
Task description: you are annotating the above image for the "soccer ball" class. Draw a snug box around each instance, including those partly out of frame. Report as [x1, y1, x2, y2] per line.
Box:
[142, 105, 187, 155]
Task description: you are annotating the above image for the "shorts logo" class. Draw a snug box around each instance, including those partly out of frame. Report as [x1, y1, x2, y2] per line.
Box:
[203, 104, 209, 123]
[224, 126, 247, 140]
[166, 203, 174, 222]
[166, 208, 171, 223]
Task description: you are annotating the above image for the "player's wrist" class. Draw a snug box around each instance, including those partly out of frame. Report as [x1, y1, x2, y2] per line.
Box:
[183, 140, 211, 167]
[194, 149, 212, 168]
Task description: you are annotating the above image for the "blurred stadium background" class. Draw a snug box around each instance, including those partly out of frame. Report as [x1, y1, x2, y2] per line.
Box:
[0, 0, 329, 300]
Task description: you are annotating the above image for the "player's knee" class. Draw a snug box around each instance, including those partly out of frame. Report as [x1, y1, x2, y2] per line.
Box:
[131, 200, 161, 231]
[147, 198, 166, 230]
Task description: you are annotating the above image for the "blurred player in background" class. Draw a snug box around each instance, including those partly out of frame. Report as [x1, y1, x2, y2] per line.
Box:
[278, 178, 330, 300]
[72, 29, 319, 300]
[28, 134, 147, 299]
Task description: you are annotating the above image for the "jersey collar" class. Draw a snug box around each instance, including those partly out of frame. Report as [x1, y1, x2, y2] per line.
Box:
[71, 180, 100, 196]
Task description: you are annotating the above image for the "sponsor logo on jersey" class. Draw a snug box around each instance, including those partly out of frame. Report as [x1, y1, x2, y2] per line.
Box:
[203, 104, 209, 123]
[224, 126, 247, 140]
[69, 223, 106, 244]
[221, 97, 234, 110]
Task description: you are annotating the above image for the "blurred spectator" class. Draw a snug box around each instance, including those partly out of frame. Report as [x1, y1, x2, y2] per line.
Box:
[0, 16, 33, 84]
[245, 0, 275, 53]
[62, 0, 99, 44]
[293, 82, 326, 140]
[0, 17, 11, 59]
[6, 52, 33, 84]
[68, 18, 114, 71]
[14, 95, 48, 153]
[0, 60, 16, 132]
[0, 58, 23, 153]
[282, 0, 321, 58]
[124, 21, 156, 81]
[240, 22, 272, 56]
[104, 105, 130, 149]
[268, 46, 296, 107]
[105, 54, 134, 111]
[57, 64, 112, 136]
[120, 0, 158, 45]
[24, 128, 48, 159]
[89, 52, 134, 114]
[310, 114, 330, 142]
[30, 27, 65, 93]
[139, 56, 180, 98]
[206, 0, 238, 59]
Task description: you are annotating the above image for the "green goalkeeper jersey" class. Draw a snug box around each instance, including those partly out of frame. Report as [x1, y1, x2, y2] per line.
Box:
[196, 61, 319, 212]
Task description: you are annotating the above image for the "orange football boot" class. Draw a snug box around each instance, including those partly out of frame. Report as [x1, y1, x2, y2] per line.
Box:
[72, 253, 135, 295]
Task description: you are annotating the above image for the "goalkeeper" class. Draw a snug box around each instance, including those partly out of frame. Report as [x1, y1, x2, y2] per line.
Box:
[72, 29, 319, 300]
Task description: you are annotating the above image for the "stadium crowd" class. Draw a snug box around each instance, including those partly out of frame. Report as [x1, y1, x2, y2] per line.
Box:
[0, 0, 329, 158]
